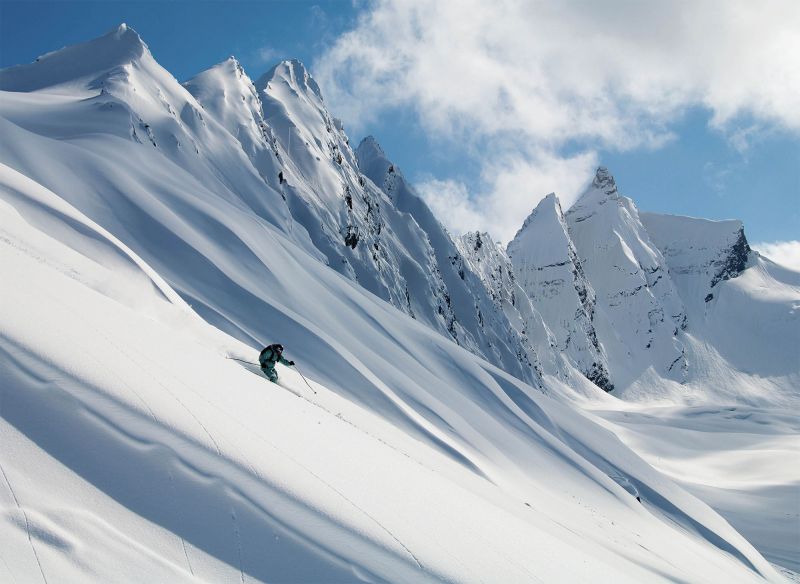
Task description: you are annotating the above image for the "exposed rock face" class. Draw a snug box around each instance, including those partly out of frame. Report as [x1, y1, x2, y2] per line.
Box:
[456, 231, 558, 379]
[710, 227, 751, 289]
[640, 213, 752, 314]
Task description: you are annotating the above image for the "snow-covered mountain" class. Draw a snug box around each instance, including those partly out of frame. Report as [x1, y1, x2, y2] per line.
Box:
[503, 167, 798, 407]
[355, 135, 540, 384]
[565, 168, 688, 388]
[182, 50, 540, 385]
[507, 193, 613, 391]
[454, 230, 558, 381]
[1, 24, 797, 583]
[638, 212, 800, 405]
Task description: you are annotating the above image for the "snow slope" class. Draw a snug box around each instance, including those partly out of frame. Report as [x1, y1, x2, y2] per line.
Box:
[0, 24, 795, 582]
[0, 159, 784, 583]
[628, 212, 800, 406]
[181, 52, 539, 386]
[590, 402, 800, 573]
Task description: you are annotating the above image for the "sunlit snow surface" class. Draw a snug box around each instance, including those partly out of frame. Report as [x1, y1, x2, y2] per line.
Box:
[1, 24, 797, 583]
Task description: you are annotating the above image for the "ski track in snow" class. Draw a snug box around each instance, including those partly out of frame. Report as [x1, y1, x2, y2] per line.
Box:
[11, 324, 428, 579]
[1, 339, 401, 583]
[255, 383, 428, 573]
[167, 470, 196, 578]
[0, 462, 49, 584]
[144, 357, 430, 573]
[230, 508, 245, 584]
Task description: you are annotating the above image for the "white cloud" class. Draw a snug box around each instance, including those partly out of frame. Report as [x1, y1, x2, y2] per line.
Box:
[256, 46, 282, 65]
[416, 178, 483, 235]
[313, 0, 800, 239]
[417, 150, 597, 240]
[702, 162, 733, 194]
[752, 241, 800, 272]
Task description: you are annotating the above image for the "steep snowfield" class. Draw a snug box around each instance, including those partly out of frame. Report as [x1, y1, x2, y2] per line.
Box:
[0, 24, 796, 582]
[0, 158, 784, 584]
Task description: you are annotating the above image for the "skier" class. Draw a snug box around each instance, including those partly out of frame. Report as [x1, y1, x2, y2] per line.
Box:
[259, 343, 294, 383]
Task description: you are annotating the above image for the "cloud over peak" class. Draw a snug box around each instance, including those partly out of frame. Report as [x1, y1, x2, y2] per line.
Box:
[314, 0, 799, 240]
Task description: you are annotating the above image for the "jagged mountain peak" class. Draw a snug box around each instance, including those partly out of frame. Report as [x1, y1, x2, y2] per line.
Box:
[592, 166, 618, 195]
[511, 193, 569, 257]
[565, 169, 689, 386]
[356, 135, 387, 160]
[184, 55, 257, 99]
[0, 23, 150, 92]
[209, 56, 246, 76]
[356, 135, 401, 188]
[537, 191, 559, 208]
[508, 191, 612, 391]
[567, 166, 623, 220]
[258, 58, 324, 103]
[110, 22, 143, 44]
[511, 192, 560, 241]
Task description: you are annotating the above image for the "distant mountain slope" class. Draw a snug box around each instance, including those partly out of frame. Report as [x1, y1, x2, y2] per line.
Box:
[638, 212, 800, 405]
[503, 167, 799, 406]
[356, 136, 540, 383]
[507, 193, 613, 391]
[565, 168, 688, 388]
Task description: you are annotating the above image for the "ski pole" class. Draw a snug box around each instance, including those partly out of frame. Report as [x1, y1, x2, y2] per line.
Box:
[292, 364, 317, 395]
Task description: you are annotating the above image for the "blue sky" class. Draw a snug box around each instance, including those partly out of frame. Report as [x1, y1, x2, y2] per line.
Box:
[1, 0, 797, 252]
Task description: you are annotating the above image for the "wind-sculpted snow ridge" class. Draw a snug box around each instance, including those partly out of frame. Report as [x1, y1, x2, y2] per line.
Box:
[183, 54, 539, 386]
[1, 24, 792, 583]
[565, 167, 688, 389]
[507, 193, 614, 392]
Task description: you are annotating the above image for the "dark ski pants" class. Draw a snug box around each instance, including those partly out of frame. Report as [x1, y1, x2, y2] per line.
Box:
[262, 366, 278, 383]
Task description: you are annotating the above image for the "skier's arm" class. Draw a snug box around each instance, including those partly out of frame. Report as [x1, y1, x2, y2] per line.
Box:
[279, 356, 294, 366]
